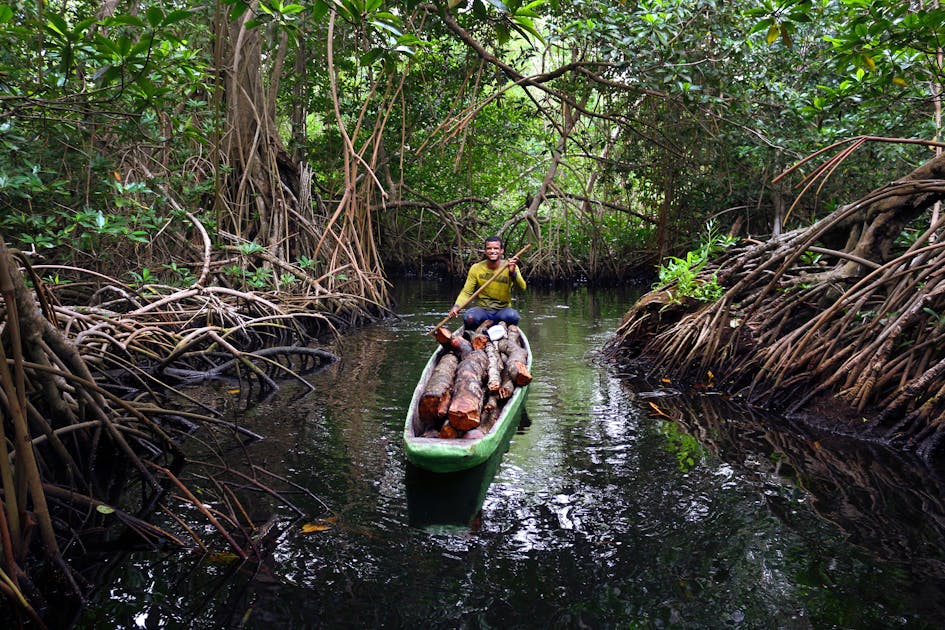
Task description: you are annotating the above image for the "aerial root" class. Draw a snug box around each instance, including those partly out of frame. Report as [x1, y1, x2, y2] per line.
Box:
[0, 246, 346, 621]
[605, 144, 945, 465]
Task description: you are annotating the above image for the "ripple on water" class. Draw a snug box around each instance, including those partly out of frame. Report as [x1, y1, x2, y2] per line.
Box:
[75, 281, 945, 630]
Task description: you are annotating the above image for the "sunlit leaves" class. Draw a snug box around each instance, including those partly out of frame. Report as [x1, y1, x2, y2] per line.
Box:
[509, 13, 544, 44]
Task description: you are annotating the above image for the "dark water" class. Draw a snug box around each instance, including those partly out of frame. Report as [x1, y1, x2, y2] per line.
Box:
[79, 280, 945, 629]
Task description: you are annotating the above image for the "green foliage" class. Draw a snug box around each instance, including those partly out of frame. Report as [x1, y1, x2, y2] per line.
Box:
[246, 267, 274, 288]
[1, 0, 941, 286]
[656, 222, 736, 305]
[239, 241, 265, 256]
[1, 193, 165, 254]
[658, 252, 723, 305]
[923, 307, 945, 328]
[799, 250, 823, 265]
[296, 255, 317, 271]
[222, 260, 278, 290]
[161, 262, 196, 286]
[129, 267, 154, 286]
[0, 1, 209, 270]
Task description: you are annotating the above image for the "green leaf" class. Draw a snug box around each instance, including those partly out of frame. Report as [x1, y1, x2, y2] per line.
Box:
[337, 0, 363, 22]
[116, 35, 132, 57]
[108, 15, 147, 28]
[228, 1, 250, 19]
[511, 15, 544, 44]
[75, 17, 98, 34]
[311, 0, 330, 20]
[0, 6, 13, 23]
[94, 64, 122, 85]
[45, 13, 69, 38]
[135, 76, 157, 97]
[371, 19, 402, 37]
[96, 504, 115, 515]
[496, 22, 510, 45]
[131, 39, 153, 57]
[396, 34, 427, 47]
[748, 17, 773, 35]
[765, 22, 780, 45]
[146, 6, 164, 28]
[520, 0, 549, 11]
[162, 10, 192, 26]
[360, 48, 383, 66]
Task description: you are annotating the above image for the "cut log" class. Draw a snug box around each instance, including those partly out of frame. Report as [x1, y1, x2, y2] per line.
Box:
[507, 360, 531, 386]
[450, 335, 473, 358]
[473, 320, 494, 335]
[447, 349, 489, 431]
[434, 326, 473, 358]
[438, 422, 459, 439]
[499, 326, 532, 386]
[436, 391, 452, 421]
[473, 319, 492, 335]
[499, 371, 515, 399]
[479, 395, 500, 433]
[486, 342, 503, 392]
[471, 320, 493, 351]
[433, 326, 453, 346]
[418, 352, 459, 426]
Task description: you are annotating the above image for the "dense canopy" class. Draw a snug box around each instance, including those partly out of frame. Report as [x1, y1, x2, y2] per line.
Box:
[2, 0, 942, 287]
[2, 0, 945, 623]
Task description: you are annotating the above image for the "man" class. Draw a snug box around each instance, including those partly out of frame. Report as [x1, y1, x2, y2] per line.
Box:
[449, 235, 526, 328]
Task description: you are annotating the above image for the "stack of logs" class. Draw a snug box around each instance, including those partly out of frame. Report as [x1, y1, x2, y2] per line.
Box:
[417, 321, 532, 439]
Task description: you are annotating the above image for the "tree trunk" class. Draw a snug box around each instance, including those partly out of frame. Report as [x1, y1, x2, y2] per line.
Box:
[447, 350, 489, 431]
[419, 352, 459, 426]
[499, 326, 532, 386]
[219, 2, 301, 264]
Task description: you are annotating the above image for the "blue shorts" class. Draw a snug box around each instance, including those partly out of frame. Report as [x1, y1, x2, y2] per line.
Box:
[464, 306, 521, 329]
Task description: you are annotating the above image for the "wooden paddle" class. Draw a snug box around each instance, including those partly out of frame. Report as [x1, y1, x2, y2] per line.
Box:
[430, 244, 531, 334]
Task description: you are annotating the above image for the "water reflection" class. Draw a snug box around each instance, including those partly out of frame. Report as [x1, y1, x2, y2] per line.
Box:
[626, 384, 945, 620]
[406, 393, 525, 531]
[76, 280, 945, 629]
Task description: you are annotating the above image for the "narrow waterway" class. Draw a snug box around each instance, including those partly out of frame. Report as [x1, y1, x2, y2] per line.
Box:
[80, 280, 945, 629]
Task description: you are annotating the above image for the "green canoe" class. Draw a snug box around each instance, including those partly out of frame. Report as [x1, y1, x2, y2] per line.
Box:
[403, 328, 532, 473]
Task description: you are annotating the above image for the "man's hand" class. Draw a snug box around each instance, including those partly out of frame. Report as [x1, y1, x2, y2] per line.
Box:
[449, 305, 460, 318]
[508, 255, 518, 275]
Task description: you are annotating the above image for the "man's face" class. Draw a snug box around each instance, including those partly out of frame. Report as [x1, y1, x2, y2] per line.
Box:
[484, 241, 503, 262]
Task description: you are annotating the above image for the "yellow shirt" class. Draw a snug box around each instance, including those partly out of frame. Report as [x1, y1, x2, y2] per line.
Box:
[455, 260, 527, 310]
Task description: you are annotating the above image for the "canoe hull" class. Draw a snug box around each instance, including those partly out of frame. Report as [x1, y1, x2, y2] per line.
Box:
[403, 330, 531, 473]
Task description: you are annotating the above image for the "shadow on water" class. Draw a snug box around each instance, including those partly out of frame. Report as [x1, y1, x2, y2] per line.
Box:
[630, 383, 945, 622]
[73, 280, 945, 629]
[406, 410, 526, 530]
